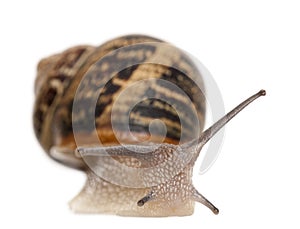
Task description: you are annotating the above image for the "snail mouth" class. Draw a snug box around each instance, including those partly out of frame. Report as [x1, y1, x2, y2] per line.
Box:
[69, 170, 195, 217]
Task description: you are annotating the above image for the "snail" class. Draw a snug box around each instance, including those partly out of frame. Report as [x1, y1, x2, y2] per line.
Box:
[33, 34, 265, 217]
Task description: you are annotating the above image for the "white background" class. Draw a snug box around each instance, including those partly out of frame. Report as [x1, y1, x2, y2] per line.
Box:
[0, 0, 299, 228]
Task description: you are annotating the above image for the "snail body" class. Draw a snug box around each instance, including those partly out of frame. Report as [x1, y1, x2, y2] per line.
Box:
[33, 35, 265, 216]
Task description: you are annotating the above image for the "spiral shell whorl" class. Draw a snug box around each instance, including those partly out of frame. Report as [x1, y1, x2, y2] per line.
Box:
[33, 35, 206, 167]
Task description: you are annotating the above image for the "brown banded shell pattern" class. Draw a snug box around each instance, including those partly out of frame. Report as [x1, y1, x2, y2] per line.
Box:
[33, 35, 206, 168]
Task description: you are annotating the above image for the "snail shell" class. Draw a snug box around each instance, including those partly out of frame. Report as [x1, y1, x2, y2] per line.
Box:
[34, 35, 205, 168]
[33, 34, 265, 216]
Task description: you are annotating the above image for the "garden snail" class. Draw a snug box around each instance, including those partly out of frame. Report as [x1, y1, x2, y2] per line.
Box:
[33, 34, 266, 216]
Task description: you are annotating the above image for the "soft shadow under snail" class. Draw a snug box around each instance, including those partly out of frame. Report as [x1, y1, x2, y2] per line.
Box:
[33, 34, 266, 216]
